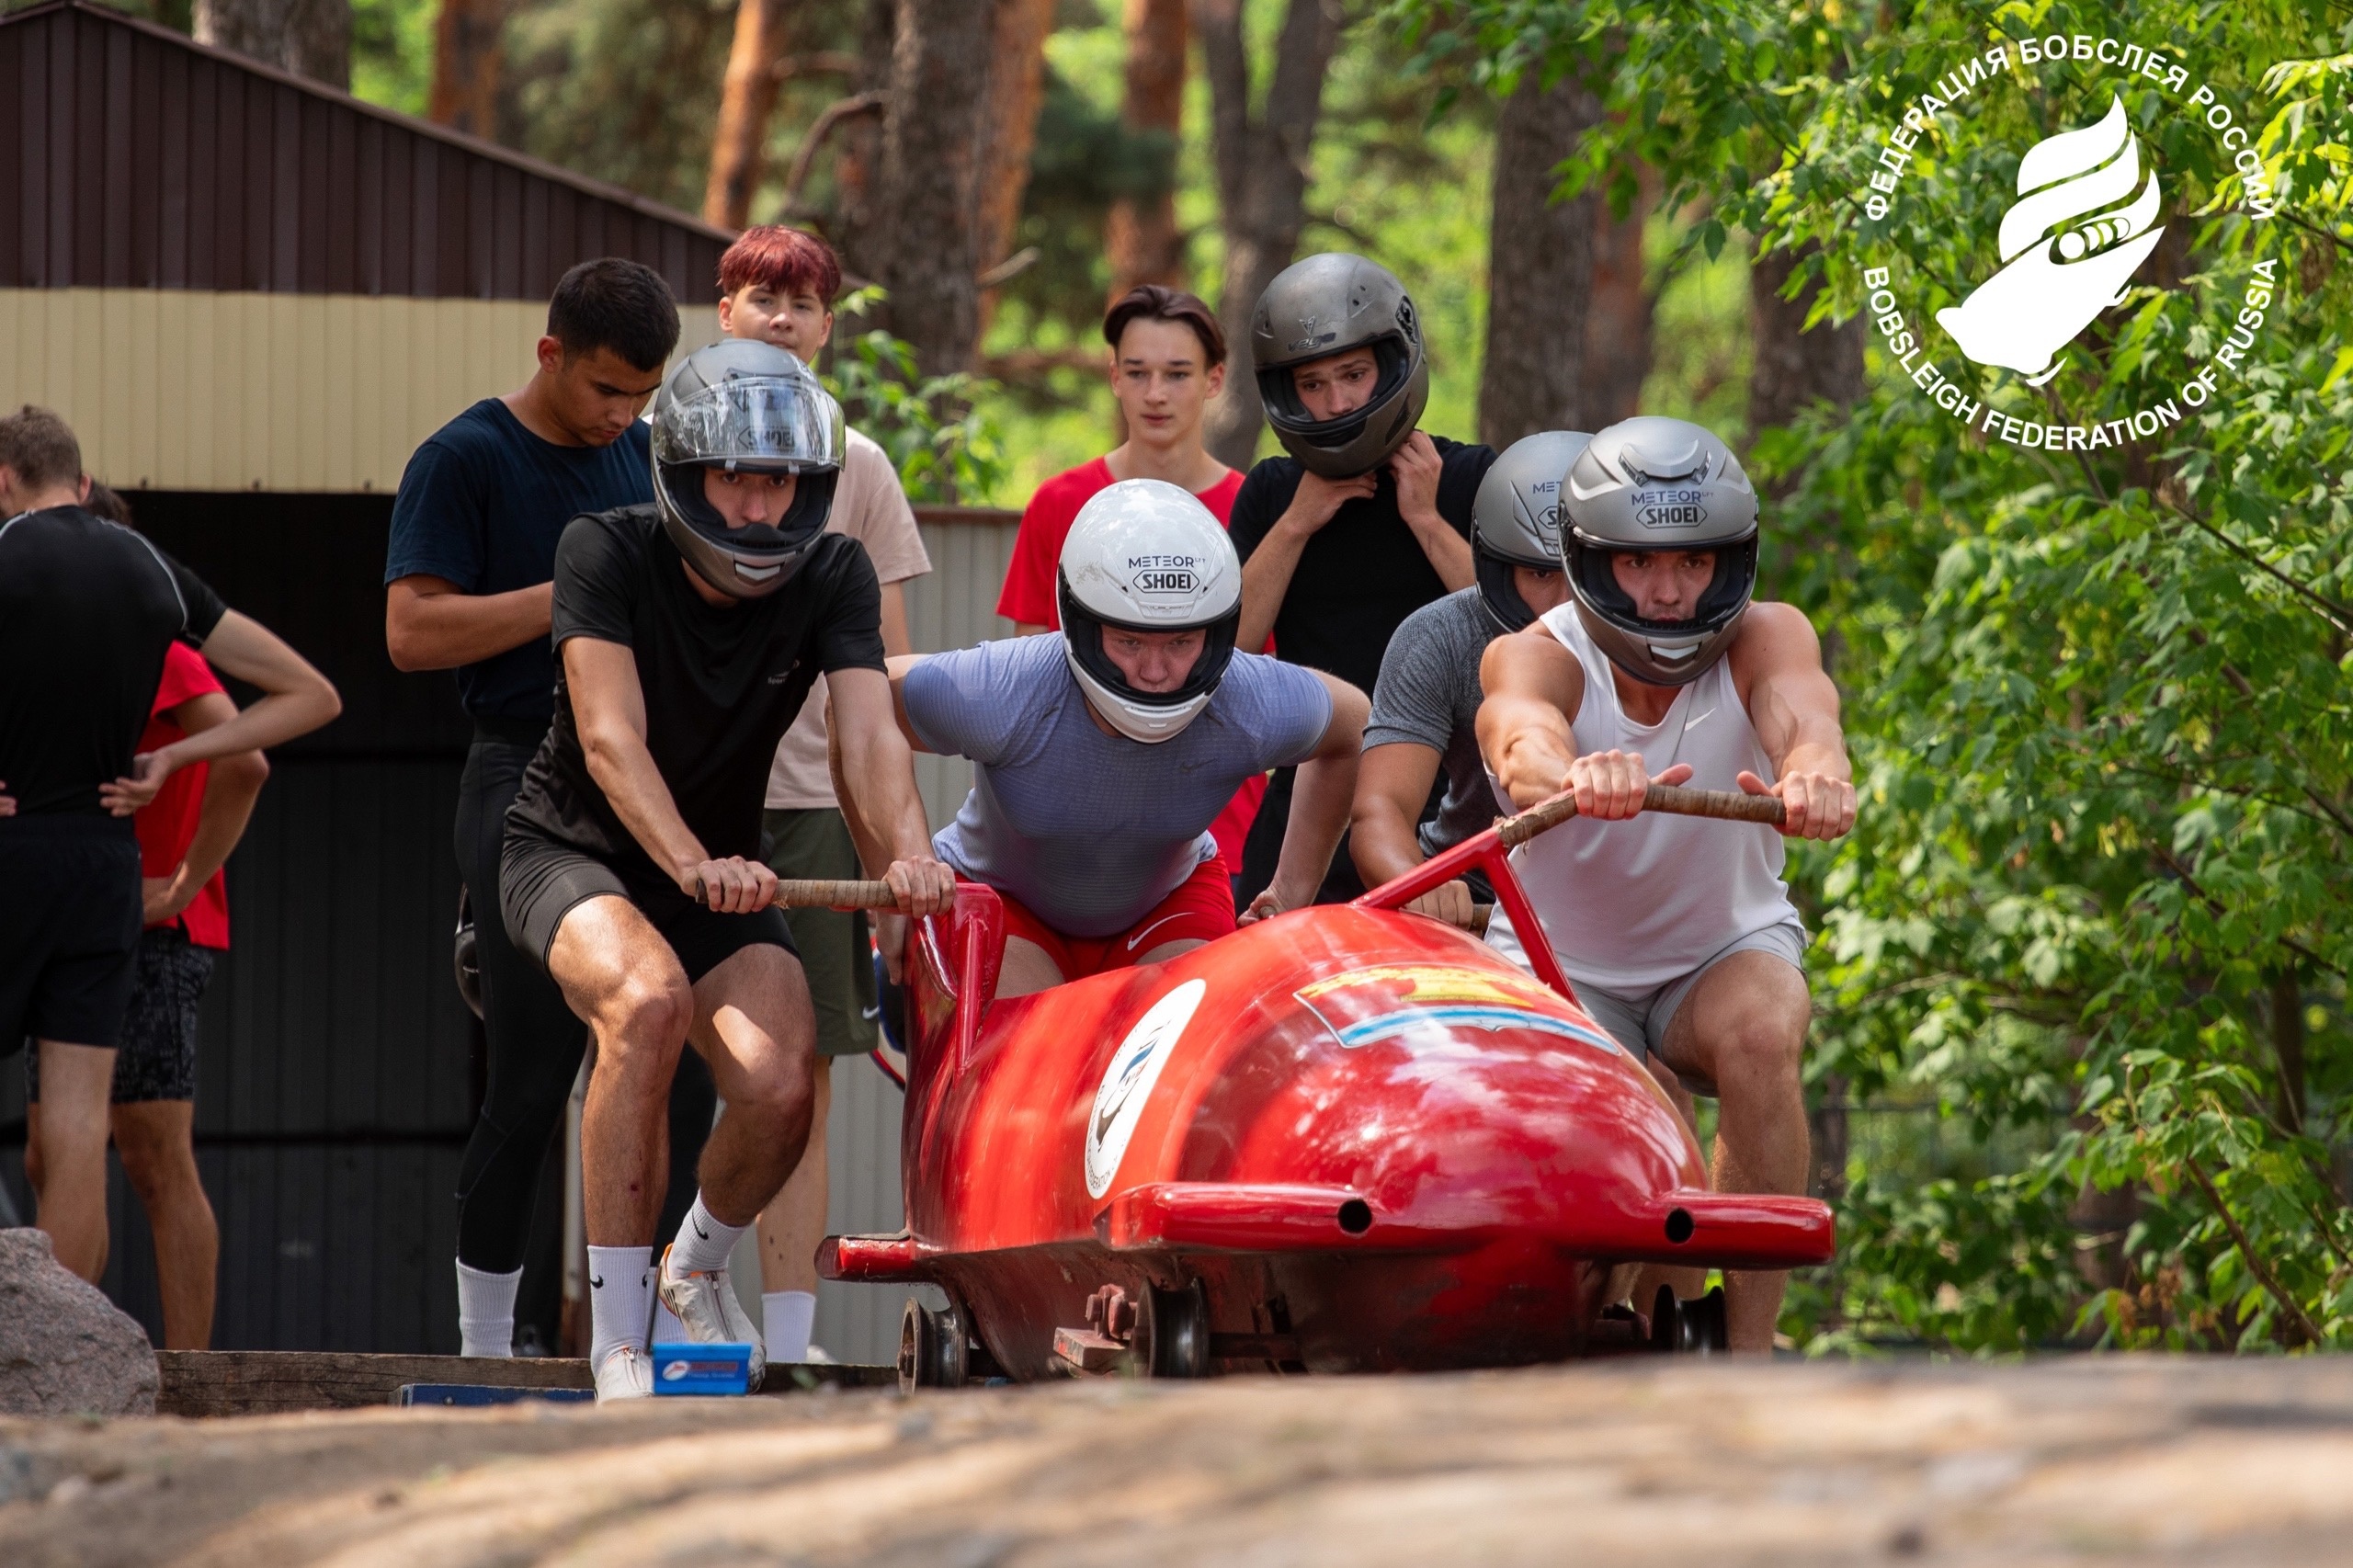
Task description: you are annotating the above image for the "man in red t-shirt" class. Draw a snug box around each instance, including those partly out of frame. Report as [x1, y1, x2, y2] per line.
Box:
[24, 608, 269, 1349]
[996, 285, 1262, 870]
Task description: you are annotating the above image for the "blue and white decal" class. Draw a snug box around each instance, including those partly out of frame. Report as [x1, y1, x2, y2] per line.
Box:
[1084, 979, 1209, 1199]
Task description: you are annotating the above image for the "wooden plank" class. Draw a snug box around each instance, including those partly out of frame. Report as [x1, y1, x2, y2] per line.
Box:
[155, 1351, 892, 1416]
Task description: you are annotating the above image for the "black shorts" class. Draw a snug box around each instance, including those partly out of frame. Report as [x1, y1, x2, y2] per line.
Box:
[499, 825, 796, 985]
[0, 821, 142, 1057]
[25, 926, 214, 1102]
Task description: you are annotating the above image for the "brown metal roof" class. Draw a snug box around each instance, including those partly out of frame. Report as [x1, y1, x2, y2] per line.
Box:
[0, 0, 734, 302]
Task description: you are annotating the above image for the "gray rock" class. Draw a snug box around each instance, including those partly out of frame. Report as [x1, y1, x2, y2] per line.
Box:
[0, 1228, 157, 1417]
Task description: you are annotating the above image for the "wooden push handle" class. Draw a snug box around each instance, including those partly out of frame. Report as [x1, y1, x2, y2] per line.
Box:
[770, 878, 899, 910]
[1495, 782, 1785, 848]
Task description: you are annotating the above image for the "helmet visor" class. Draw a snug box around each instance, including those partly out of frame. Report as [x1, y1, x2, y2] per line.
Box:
[654, 375, 845, 475]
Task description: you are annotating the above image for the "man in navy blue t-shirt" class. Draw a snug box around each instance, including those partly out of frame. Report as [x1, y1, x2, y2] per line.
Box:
[384, 257, 679, 1358]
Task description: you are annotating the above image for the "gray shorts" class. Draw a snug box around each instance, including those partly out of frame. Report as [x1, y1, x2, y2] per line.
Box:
[1570, 922, 1807, 1066]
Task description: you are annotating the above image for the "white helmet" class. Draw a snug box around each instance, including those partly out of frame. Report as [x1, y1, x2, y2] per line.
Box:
[1056, 479, 1243, 744]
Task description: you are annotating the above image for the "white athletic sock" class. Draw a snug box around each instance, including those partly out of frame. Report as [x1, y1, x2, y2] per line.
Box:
[764, 1290, 816, 1365]
[667, 1193, 746, 1278]
[586, 1245, 654, 1371]
[455, 1261, 522, 1358]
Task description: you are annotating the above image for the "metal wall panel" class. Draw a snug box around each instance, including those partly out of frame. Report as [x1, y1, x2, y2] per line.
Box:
[0, 288, 720, 493]
[901, 515, 1025, 826]
[0, 2, 731, 302]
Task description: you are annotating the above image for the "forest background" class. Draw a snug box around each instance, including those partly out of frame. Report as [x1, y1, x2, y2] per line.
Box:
[61, 0, 2353, 1355]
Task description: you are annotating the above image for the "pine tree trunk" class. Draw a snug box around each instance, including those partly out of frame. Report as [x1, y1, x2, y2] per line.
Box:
[874, 0, 999, 377]
[825, 0, 898, 287]
[704, 0, 791, 230]
[426, 0, 506, 140]
[1107, 0, 1188, 294]
[1478, 68, 1601, 449]
[972, 0, 1057, 336]
[1747, 242, 1864, 437]
[195, 0, 352, 90]
[1578, 158, 1657, 430]
[1195, 0, 1343, 471]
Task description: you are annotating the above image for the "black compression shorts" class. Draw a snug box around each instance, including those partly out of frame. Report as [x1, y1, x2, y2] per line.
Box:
[499, 824, 796, 986]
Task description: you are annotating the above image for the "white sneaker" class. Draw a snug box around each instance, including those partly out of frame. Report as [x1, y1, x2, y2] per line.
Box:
[594, 1344, 653, 1403]
[656, 1244, 767, 1389]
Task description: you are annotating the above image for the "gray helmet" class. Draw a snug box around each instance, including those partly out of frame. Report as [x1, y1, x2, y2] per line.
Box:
[1250, 253, 1430, 477]
[1561, 415, 1759, 687]
[1472, 430, 1591, 631]
[650, 339, 845, 599]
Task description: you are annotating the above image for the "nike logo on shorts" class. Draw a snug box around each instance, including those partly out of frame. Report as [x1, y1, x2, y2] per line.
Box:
[1125, 913, 1188, 952]
[861, 1005, 881, 1021]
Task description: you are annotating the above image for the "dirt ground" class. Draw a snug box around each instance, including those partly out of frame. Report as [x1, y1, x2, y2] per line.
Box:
[5, 1357, 2353, 1565]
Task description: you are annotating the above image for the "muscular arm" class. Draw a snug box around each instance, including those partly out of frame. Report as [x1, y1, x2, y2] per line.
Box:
[1348, 742, 1475, 927]
[564, 636, 732, 899]
[385, 574, 554, 672]
[879, 580, 913, 660]
[102, 611, 341, 814]
[1476, 630, 1588, 811]
[145, 689, 268, 924]
[827, 668, 954, 916]
[1730, 604, 1856, 840]
[1245, 673, 1371, 922]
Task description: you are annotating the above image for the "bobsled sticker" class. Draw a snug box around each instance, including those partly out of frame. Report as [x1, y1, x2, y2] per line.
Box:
[1084, 978, 1209, 1199]
[1293, 965, 1622, 1056]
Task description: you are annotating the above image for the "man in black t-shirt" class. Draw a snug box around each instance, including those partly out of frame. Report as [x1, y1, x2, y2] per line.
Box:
[498, 343, 949, 1402]
[383, 258, 688, 1359]
[1224, 254, 1498, 908]
[0, 404, 340, 1284]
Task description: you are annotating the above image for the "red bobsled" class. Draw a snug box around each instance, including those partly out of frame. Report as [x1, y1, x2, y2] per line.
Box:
[820, 787, 1833, 1384]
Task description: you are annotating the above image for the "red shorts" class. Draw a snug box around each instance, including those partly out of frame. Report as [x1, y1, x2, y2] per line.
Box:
[993, 857, 1236, 981]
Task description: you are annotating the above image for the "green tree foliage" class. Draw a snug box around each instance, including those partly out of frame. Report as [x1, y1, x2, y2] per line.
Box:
[1393, 0, 2353, 1352]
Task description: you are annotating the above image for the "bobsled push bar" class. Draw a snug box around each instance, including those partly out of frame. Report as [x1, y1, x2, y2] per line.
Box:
[756, 784, 1787, 914]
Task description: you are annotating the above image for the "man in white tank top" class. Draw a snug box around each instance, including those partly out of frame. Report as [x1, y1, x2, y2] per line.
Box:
[1477, 416, 1854, 1353]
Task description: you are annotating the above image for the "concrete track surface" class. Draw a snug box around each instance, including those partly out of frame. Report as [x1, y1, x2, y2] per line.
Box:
[6, 1357, 2353, 1565]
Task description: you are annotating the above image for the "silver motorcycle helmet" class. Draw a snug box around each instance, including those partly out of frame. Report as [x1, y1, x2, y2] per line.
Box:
[1056, 479, 1244, 744]
[1249, 253, 1430, 478]
[650, 339, 845, 599]
[1472, 429, 1592, 632]
[1561, 415, 1759, 687]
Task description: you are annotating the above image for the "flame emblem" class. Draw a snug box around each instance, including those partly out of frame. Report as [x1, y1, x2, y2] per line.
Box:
[1935, 96, 2165, 386]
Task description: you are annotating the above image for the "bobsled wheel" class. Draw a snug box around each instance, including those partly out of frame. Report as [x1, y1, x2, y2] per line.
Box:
[1650, 1284, 1730, 1355]
[898, 1296, 971, 1391]
[1139, 1278, 1211, 1379]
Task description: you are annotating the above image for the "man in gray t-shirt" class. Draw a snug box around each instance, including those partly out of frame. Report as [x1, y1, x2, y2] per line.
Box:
[1349, 430, 1585, 926]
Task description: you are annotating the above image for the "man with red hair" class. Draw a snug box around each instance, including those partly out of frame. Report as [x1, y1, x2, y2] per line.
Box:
[714, 225, 931, 1368]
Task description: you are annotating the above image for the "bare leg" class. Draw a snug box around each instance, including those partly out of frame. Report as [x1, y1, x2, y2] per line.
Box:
[1659, 951, 1811, 1353]
[551, 898, 698, 1247]
[29, 1041, 117, 1282]
[684, 943, 815, 1227]
[110, 1101, 217, 1349]
[995, 936, 1066, 999]
[757, 1057, 833, 1295]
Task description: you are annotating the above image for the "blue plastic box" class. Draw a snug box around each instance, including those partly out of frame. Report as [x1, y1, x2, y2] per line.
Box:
[651, 1341, 756, 1395]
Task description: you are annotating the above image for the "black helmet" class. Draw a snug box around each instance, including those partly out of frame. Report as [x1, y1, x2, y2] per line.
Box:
[1561, 416, 1759, 687]
[1472, 430, 1591, 631]
[1249, 253, 1430, 477]
[650, 340, 845, 599]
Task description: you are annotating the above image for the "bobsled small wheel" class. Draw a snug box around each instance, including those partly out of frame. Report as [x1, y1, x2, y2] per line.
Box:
[898, 1296, 970, 1391]
[1141, 1278, 1211, 1379]
[1649, 1284, 1730, 1355]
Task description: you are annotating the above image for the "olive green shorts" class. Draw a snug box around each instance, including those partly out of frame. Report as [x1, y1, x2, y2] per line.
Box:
[762, 807, 880, 1059]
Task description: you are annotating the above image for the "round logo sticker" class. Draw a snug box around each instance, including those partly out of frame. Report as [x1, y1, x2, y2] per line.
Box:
[1082, 978, 1208, 1200]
